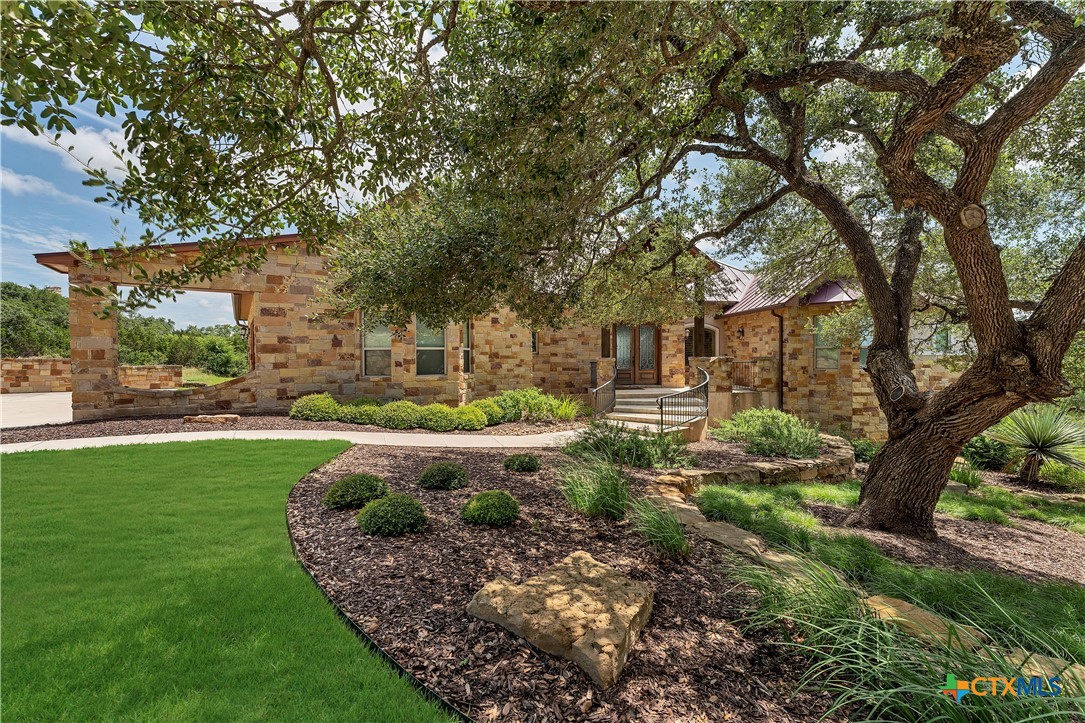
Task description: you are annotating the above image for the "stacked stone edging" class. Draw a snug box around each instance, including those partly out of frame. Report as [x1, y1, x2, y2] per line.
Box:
[118, 365, 183, 390]
[1, 357, 72, 393]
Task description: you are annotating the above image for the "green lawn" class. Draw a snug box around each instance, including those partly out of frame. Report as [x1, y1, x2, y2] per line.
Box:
[1, 441, 450, 722]
[182, 366, 234, 385]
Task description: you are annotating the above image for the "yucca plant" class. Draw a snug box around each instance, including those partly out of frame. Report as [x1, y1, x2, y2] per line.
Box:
[986, 405, 1085, 485]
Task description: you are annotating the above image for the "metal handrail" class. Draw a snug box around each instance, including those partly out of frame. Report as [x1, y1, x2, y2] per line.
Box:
[732, 359, 758, 391]
[658, 366, 709, 431]
[591, 364, 618, 416]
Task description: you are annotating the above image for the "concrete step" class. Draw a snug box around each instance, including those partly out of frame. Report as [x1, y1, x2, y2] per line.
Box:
[613, 399, 665, 410]
[605, 411, 666, 424]
[615, 387, 689, 400]
[599, 419, 672, 433]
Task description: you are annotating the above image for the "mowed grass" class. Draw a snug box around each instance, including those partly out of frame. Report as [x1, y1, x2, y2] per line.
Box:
[182, 366, 234, 385]
[1, 441, 451, 722]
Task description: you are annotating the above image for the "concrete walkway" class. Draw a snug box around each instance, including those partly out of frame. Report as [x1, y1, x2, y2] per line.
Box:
[0, 392, 73, 428]
[0, 427, 581, 454]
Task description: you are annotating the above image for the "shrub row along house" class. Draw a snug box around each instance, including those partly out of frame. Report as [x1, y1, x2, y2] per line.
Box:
[34, 235, 958, 437]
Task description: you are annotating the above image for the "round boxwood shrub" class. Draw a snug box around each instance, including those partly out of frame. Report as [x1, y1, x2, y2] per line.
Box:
[461, 490, 520, 526]
[418, 461, 468, 490]
[323, 473, 389, 509]
[504, 453, 541, 473]
[289, 393, 341, 421]
[379, 400, 423, 430]
[355, 493, 428, 536]
[454, 405, 488, 431]
[417, 403, 458, 432]
[338, 403, 383, 425]
[471, 399, 505, 426]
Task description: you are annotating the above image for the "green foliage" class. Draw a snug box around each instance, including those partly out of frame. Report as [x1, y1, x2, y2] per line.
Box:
[115, 311, 249, 377]
[987, 405, 1085, 484]
[629, 498, 689, 559]
[322, 473, 389, 510]
[0, 282, 70, 357]
[452, 405, 487, 431]
[200, 336, 248, 378]
[461, 490, 520, 526]
[1040, 461, 1085, 492]
[337, 403, 384, 426]
[416, 403, 458, 432]
[948, 462, 985, 490]
[492, 392, 523, 422]
[347, 396, 385, 407]
[563, 422, 697, 469]
[355, 494, 428, 537]
[712, 409, 822, 459]
[378, 400, 423, 430]
[850, 437, 881, 463]
[558, 461, 629, 520]
[503, 454, 540, 473]
[289, 393, 341, 422]
[552, 394, 587, 421]
[417, 462, 468, 491]
[961, 435, 1013, 470]
[470, 399, 504, 426]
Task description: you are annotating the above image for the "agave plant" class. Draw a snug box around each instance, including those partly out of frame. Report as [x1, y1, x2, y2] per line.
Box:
[986, 405, 1085, 485]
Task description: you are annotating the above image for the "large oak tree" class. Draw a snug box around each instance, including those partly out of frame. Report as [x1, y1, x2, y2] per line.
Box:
[4, 1, 1084, 537]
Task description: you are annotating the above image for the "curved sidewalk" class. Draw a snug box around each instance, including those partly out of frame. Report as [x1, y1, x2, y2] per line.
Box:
[0, 428, 581, 454]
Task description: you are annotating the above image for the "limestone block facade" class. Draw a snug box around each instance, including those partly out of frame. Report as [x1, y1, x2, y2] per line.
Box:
[117, 365, 184, 390]
[1, 357, 72, 393]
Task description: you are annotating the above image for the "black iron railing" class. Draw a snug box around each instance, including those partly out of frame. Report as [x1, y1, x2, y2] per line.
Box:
[732, 360, 758, 391]
[658, 366, 709, 431]
[591, 364, 617, 416]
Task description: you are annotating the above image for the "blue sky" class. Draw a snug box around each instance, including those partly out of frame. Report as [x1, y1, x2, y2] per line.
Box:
[0, 109, 235, 327]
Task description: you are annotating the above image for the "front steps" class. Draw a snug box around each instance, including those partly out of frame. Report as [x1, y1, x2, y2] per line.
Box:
[604, 386, 692, 431]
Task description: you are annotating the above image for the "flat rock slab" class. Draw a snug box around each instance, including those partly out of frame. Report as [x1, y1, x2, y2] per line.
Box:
[467, 551, 653, 689]
[863, 595, 988, 651]
[182, 414, 240, 424]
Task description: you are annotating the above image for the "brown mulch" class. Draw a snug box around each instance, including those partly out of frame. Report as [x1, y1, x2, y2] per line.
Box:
[288, 446, 840, 722]
[685, 439, 781, 468]
[807, 503, 1085, 587]
[0, 415, 584, 444]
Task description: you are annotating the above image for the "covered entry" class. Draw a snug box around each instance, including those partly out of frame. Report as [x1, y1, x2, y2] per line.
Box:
[613, 324, 660, 386]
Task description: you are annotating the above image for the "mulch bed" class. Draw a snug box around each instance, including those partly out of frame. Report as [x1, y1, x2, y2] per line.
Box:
[0, 415, 584, 445]
[288, 446, 840, 722]
[686, 439, 783, 468]
[807, 503, 1085, 587]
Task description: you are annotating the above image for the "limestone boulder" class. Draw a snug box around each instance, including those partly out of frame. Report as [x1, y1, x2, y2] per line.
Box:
[467, 551, 653, 688]
[182, 414, 240, 424]
[863, 595, 988, 651]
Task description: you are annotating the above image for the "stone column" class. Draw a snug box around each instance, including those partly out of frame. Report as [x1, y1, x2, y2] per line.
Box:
[68, 271, 119, 421]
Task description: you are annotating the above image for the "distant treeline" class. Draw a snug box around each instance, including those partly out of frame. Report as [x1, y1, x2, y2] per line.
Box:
[1, 282, 248, 378]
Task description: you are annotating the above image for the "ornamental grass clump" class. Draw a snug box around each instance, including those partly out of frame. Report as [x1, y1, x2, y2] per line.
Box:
[322, 473, 389, 509]
[461, 490, 520, 526]
[355, 493, 427, 537]
[418, 461, 468, 490]
[558, 461, 629, 520]
[563, 422, 696, 469]
[288, 392, 341, 421]
[504, 453, 541, 473]
[987, 405, 1085, 485]
[629, 498, 689, 559]
[948, 461, 985, 490]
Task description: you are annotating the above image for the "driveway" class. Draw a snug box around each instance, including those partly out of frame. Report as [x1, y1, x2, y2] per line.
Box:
[0, 392, 73, 429]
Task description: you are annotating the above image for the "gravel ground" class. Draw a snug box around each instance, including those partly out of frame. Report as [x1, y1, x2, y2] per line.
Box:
[0, 414, 585, 444]
[289, 446, 841, 723]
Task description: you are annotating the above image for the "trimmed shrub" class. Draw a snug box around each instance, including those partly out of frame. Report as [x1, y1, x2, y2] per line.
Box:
[712, 409, 822, 459]
[417, 403, 458, 432]
[629, 498, 690, 559]
[504, 453, 541, 473]
[850, 438, 881, 463]
[346, 396, 384, 407]
[379, 400, 423, 430]
[962, 435, 1012, 470]
[461, 490, 520, 526]
[471, 399, 504, 426]
[418, 461, 468, 490]
[323, 473, 389, 509]
[453, 405, 487, 431]
[337, 403, 383, 425]
[355, 493, 427, 536]
[289, 393, 341, 421]
[559, 461, 629, 520]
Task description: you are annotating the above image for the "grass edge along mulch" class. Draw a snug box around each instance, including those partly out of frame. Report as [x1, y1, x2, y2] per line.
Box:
[1, 440, 453, 722]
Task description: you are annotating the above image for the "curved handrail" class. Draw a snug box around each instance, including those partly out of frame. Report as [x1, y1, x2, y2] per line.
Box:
[657, 366, 709, 430]
[591, 364, 618, 416]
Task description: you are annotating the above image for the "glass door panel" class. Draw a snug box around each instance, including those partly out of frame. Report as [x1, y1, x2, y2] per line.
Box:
[616, 325, 632, 370]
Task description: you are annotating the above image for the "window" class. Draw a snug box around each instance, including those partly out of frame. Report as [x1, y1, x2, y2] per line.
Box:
[531, 330, 538, 355]
[683, 327, 716, 363]
[416, 321, 446, 375]
[462, 322, 472, 374]
[363, 324, 392, 377]
[814, 318, 840, 370]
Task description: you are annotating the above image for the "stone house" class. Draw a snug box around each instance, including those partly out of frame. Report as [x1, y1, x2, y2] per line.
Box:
[34, 235, 957, 437]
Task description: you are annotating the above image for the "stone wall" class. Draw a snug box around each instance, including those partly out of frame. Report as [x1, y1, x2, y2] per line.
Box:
[532, 323, 600, 398]
[470, 310, 534, 397]
[719, 309, 779, 360]
[118, 365, 184, 390]
[1, 357, 72, 393]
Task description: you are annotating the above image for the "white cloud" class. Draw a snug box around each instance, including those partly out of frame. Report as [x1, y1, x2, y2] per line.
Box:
[0, 166, 103, 209]
[0, 220, 89, 251]
[0, 124, 132, 181]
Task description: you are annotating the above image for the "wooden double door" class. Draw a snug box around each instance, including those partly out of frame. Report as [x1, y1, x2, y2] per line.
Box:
[613, 324, 660, 386]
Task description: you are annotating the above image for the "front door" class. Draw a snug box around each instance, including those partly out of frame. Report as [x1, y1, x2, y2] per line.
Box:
[614, 324, 659, 386]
